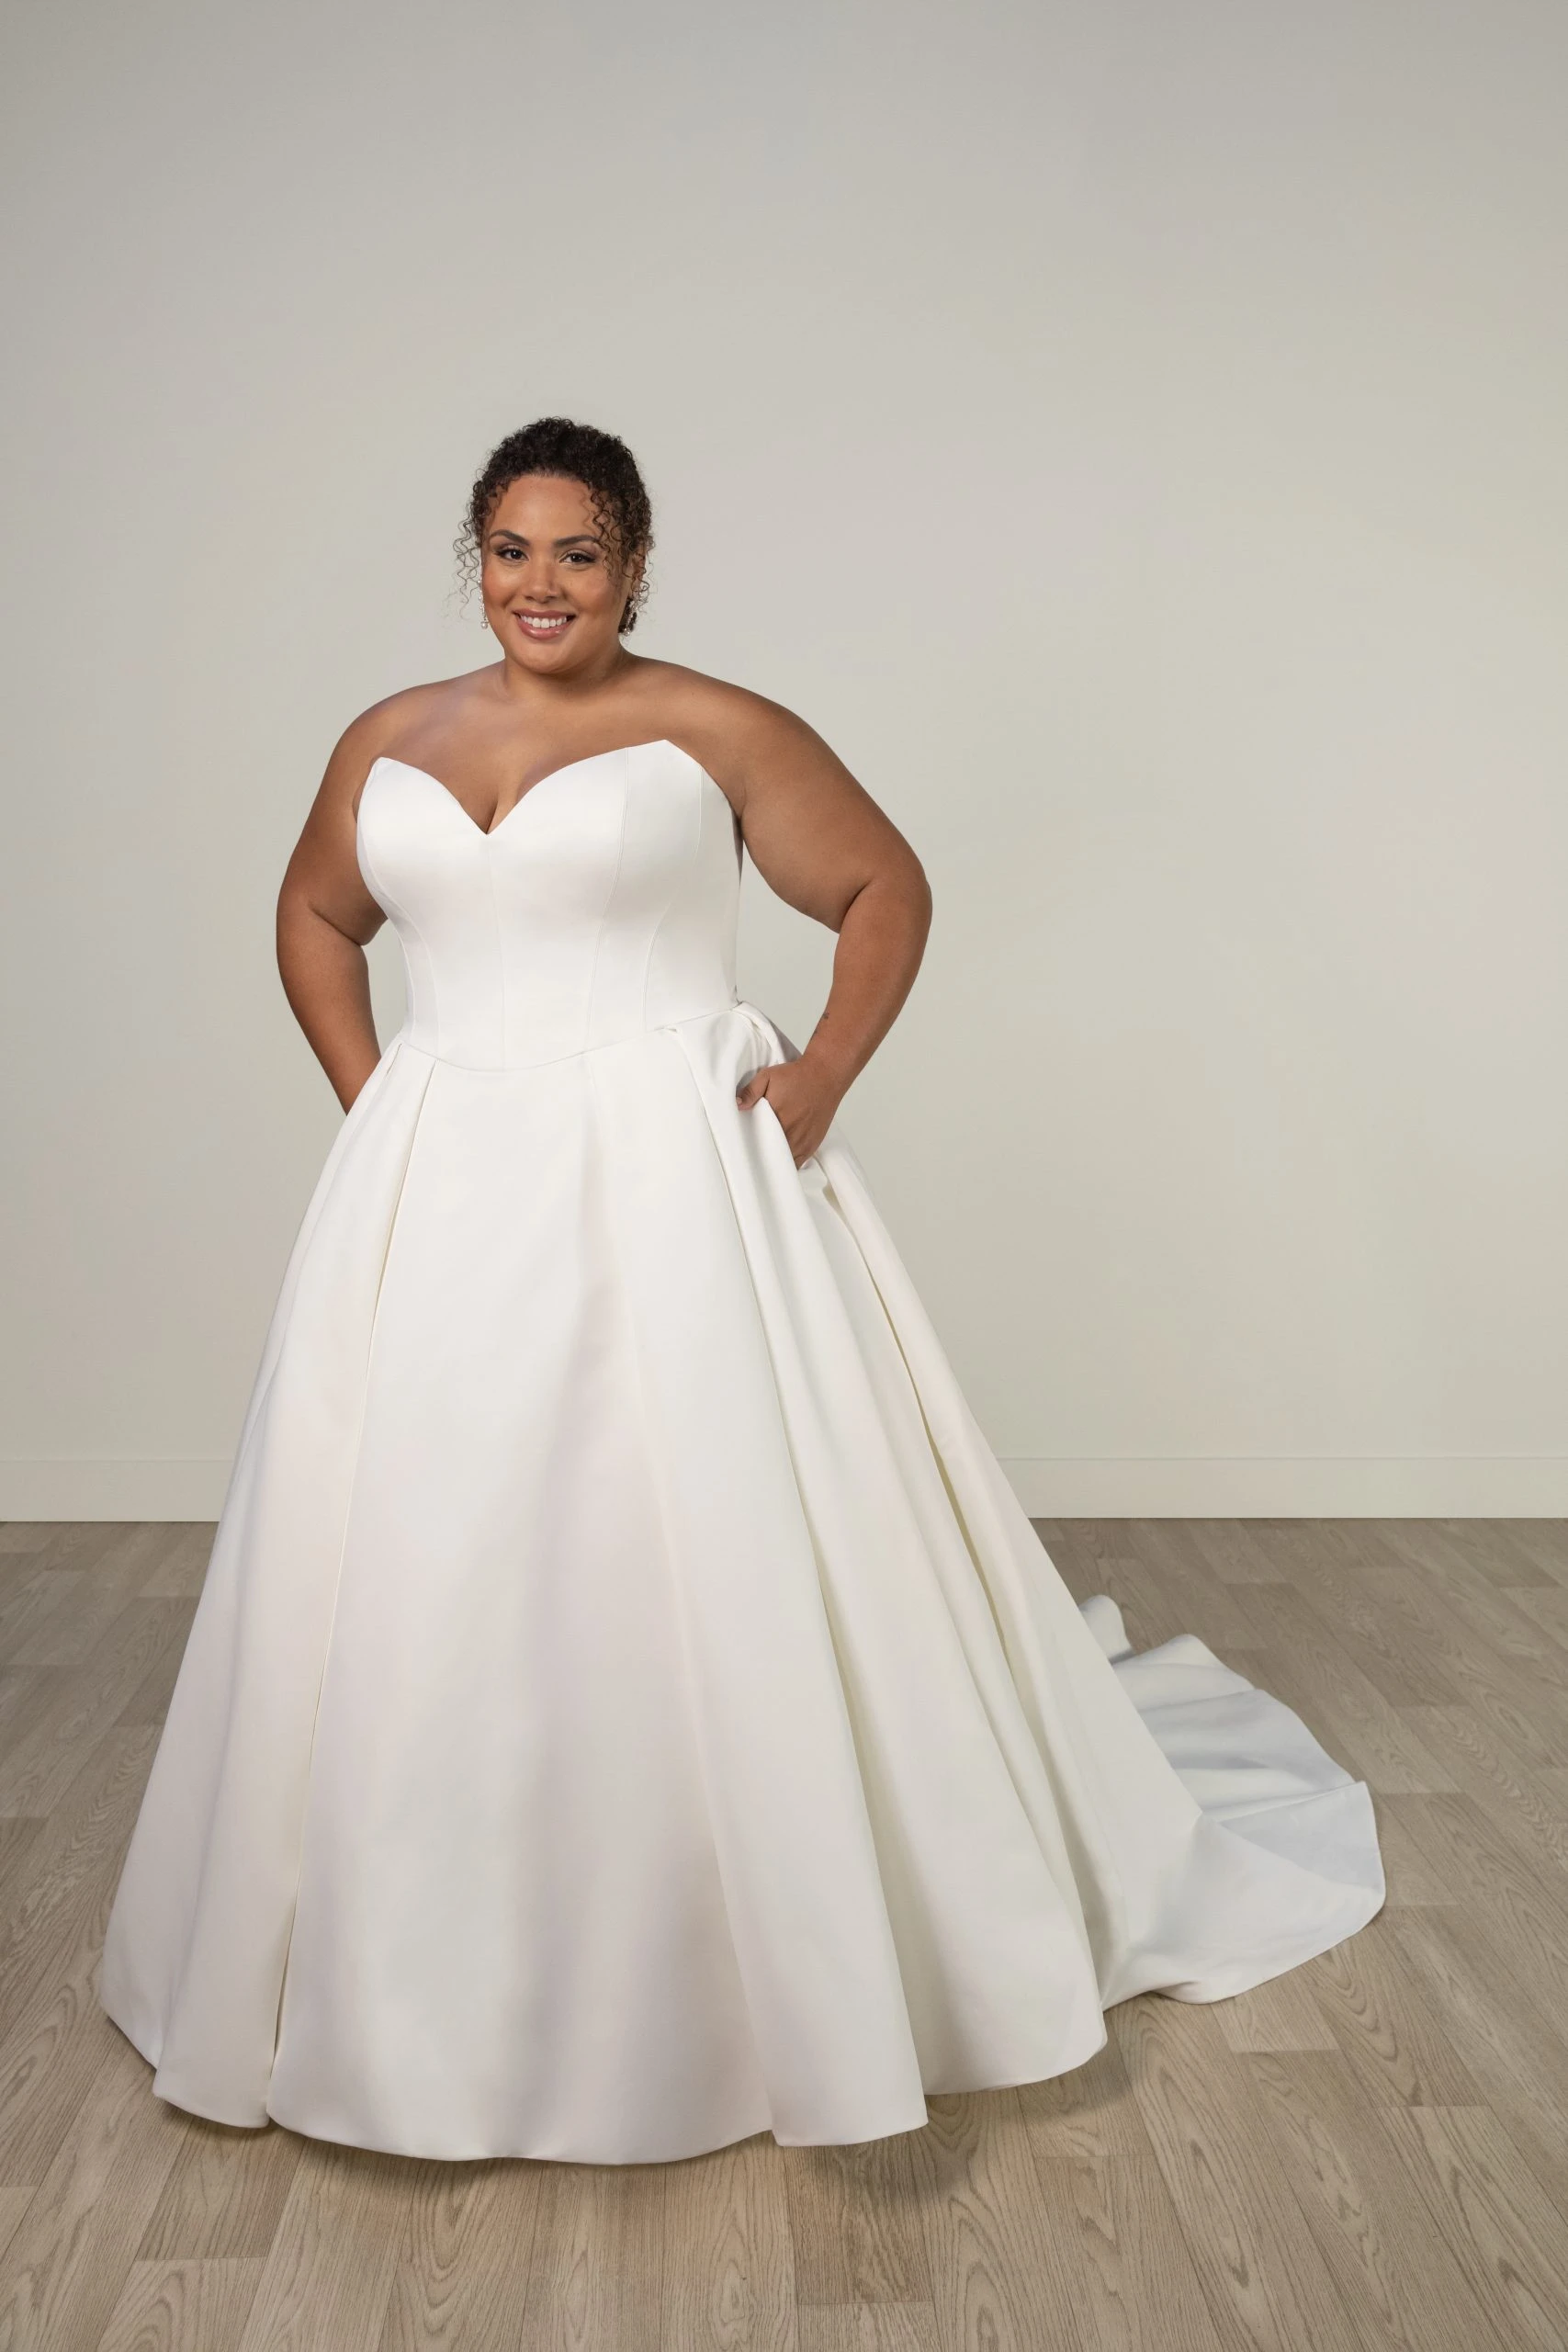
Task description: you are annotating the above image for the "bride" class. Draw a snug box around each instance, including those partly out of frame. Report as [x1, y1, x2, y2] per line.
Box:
[274, 419, 930, 1162]
[98, 415, 1385, 2165]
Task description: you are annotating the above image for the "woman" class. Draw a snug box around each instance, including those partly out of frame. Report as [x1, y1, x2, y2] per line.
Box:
[98, 417, 1385, 2165]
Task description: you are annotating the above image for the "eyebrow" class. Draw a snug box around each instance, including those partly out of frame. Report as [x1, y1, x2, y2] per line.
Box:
[486, 530, 601, 549]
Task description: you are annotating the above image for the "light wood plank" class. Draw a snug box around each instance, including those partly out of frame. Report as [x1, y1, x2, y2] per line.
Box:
[12, 1528, 176, 1672]
[1385, 1903, 1568, 2211]
[798, 2307, 941, 2352]
[1029, 2150, 1220, 2352]
[1111, 1995, 1371, 2352]
[378, 2155, 546, 2352]
[1175, 1520, 1284, 1589]
[1358, 1539, 1568, 1771]
[515, 2159, 666, 2352]
[1236, 1610, 1457, 1794]
[662, 2133, 797, 2349]
[905, 2090, 1095, 2352]
[0, 2191, 36, 2267]
[1012, 2033, 1148, 2164]
[136, 1526, 216, 1602]
[1259, 1522, 1464, 1708]
[1212, 1969, 1338, 2056]
[138, 2120, 303, 2262]
[94, 2256, 264, 2352]
[1304, 1914, 1485, 2109]
[0, 1724, 163, 2187]
[1243, 2050, 1514, 2351]
[1122, 1522, 1262, 1654]
[0, 1601, 190, 1819]
[231, 2140, 412, 2352]
[1382, 1792, 1568, 1994]
[1387, 1519, 1557, 1597]
[1396, 1706, 1568, 1876]
[780, 2128, 930, 2308]
[0, 2035, 186, 2352]
[1491, 1521, 1568, 1587]
[1383, 2103, 1568, 2352]
[1359, 1798, 1456, 1910]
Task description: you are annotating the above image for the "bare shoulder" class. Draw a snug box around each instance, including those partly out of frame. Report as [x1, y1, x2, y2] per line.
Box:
[318, 669, 491, 813]
[649, 662, 862, 816]
[646, 663, 924, 928]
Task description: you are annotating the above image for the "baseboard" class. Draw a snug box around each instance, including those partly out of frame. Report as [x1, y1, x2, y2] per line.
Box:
[1, 1453, 1563, 1522]
[0, 1459, 232, 1521]
[999, 1455, 1568, 1517]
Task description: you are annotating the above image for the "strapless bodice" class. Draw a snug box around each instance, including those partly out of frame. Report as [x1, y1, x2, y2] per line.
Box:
[355, 739, 744, 1070]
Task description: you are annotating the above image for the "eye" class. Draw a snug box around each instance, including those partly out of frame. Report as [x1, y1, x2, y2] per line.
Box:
[495, 546, 524, 562]
[562, 550, 596, 567]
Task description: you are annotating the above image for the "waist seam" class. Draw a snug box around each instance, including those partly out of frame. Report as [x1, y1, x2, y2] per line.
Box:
[394, 996, 757, 1074]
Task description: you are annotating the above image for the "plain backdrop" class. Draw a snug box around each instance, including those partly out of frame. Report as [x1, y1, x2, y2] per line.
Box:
[2, 0, 1564, 1518]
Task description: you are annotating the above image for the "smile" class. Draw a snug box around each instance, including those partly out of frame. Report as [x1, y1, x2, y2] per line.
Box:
[513, 611, 575, 639]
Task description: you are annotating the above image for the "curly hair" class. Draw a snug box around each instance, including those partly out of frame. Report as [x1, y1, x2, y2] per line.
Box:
[457, 417, 655, 633]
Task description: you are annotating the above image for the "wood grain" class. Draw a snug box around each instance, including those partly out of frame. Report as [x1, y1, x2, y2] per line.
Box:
[0, 1516, 1561, 2352]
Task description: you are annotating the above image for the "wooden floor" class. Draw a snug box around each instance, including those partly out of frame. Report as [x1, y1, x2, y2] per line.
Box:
[1, 1518, 1566, 2351]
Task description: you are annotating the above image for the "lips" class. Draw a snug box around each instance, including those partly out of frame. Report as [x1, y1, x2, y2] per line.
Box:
[513, 610, 575, 642]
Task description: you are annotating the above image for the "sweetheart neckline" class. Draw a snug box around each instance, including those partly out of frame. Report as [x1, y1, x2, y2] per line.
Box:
[362, 738, 708, 840]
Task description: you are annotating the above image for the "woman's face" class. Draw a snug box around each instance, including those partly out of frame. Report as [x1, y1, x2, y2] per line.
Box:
[479, 472, 639, 673]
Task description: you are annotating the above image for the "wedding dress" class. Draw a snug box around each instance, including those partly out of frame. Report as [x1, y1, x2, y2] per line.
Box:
[97, 738, 1385, 2164]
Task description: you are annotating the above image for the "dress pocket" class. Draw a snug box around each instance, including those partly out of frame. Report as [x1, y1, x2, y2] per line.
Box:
[736, 1003, 780, 1070]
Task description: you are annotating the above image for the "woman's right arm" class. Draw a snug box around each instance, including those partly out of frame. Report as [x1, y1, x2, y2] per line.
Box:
[276, 718, 389, 1113]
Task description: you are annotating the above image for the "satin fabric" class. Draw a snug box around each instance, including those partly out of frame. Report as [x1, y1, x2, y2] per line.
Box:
[98, 739, 1384, 2163]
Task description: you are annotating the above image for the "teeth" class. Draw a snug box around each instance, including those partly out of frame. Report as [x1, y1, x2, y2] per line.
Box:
[518, 613, 570, 630]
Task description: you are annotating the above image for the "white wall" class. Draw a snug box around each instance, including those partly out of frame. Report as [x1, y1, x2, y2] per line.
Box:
[3, 0, 1564, 1518]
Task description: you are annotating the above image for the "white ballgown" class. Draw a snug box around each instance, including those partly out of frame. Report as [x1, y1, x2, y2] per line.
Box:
[98, 739, 1384, 2164]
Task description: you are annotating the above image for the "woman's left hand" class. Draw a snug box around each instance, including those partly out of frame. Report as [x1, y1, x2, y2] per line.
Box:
[736, 1049, 847, 1167]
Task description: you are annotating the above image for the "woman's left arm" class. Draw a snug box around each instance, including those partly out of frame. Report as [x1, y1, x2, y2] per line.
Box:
[709, 696, 933, 1166]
